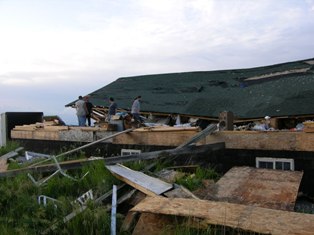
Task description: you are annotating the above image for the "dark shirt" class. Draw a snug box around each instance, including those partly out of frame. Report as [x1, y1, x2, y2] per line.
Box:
[85, 102, 93, 115]
[109, 102, 117, 115]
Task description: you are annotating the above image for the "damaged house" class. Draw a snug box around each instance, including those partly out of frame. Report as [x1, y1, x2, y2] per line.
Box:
[3, 57, 314, 234]
[8, 58, 314, 199]
[66, 57, 314, 129]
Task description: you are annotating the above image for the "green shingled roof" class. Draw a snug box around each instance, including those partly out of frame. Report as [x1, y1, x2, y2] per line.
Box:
[66, 58, 314, 119]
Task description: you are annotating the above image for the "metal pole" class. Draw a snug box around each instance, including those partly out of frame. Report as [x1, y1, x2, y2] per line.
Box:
[110, 185, 117, 235]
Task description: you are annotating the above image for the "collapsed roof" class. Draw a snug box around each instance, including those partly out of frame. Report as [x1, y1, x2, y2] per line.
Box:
[66, 58, 314, 119]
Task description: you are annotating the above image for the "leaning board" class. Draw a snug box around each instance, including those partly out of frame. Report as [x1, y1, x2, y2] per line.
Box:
[106, 164, 173, 196]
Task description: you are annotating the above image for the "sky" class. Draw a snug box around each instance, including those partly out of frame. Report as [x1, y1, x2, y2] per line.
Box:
[1, 0, 314, 125]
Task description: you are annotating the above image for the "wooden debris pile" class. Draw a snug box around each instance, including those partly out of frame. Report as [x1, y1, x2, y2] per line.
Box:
[3, 124, 314, 234]
[12, 120, 69, 131]
[303, 121, 314, 133]
[105, 164, 314, 235]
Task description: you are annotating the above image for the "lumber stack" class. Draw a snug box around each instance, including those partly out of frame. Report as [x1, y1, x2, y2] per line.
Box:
[303, 121, 314, 133]
[12, 122, 69, 131]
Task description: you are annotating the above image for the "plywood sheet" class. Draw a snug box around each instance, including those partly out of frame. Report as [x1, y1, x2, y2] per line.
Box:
[106, 164, 173, 196]
[131, 197, 314, 235]
[213, 166, 303, 211]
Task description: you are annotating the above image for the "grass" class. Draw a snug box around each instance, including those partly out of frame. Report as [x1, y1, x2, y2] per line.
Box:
[175, 166, 220, 191]
[0, 159, 122, 235]
[0, 141, 20, 156]
[0, 143, 285, 235]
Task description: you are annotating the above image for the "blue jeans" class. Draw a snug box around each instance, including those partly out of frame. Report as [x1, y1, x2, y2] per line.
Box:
[132, 113, 143, 123]
[78, 115, 86, 126]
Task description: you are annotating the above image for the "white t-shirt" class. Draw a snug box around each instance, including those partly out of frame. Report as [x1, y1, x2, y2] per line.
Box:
[75, 99, 86, 116]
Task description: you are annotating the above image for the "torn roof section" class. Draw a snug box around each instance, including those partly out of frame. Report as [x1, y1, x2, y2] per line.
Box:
[66, 58, 314, 119]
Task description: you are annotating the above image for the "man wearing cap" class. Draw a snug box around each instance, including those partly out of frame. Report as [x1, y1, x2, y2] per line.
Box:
[264, 116, 271, 130]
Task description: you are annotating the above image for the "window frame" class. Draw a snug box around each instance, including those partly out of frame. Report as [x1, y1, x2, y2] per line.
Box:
[256, 157, 294, 171]
[121, 149, 141, 156]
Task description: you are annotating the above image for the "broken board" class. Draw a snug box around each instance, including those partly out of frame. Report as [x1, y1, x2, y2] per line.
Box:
[106, 164, 173, 196]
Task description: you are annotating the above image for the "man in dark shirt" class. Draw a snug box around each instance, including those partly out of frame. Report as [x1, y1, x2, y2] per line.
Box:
[108, 97, 117, 121]
[84, 96, 93, 126]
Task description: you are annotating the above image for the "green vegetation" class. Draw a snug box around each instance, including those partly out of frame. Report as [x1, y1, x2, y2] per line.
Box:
[175, 166, 220, 191]
[0, 141, 20, 156]
[0, 143, 271, 234]
[0, 160, 121, 235]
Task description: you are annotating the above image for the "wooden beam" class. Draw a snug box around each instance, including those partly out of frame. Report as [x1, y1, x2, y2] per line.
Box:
[131, 197, 314, 235]
[106, 164, 173, 196]
[176, 124, 217, 149]
[205, 131, 314, 151]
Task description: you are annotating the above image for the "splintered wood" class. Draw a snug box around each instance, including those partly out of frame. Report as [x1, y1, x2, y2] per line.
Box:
[131, 197, 314, 235]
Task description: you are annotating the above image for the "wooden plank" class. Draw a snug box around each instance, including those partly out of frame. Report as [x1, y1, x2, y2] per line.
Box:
[205, 131, 314, 151]
[134, 126, 200, 132]
[213, 166, 303, 211]
[297, 132, 314, 151]
[131, 197, 314, 235]
[32, 130, 59, 140]
[69, 126, 104, 131]
[13, 126, 37, 131]
[10, 130, 34, 139]
[43, 126, 69, 131]
[113, 130, 202, 146]
[176, 124, 217, 149]
[106, 164, 173, 196]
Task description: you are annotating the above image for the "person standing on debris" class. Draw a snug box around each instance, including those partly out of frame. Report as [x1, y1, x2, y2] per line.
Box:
[264, 116, 271, 130]
[108, 97, 117, 121]
[75, 96, 87, 126]
[84, 96, 94, 126]
[131, 95, 143, 123]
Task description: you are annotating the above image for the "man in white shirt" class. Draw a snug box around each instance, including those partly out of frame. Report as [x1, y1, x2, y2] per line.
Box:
[131, 96, 143, 123]
[75, 96, 86, 126]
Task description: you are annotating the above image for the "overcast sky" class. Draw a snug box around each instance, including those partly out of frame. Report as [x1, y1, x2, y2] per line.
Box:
[1, 0, 314, 125]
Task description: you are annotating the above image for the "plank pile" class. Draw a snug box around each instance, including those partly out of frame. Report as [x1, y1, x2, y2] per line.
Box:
[12, 121, 69, 131]
[303, 121, 314, 133]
